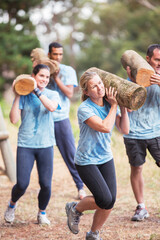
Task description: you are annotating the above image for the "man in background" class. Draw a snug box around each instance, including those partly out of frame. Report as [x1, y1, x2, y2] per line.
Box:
[48, 42, 86, 200]
[124, 44, 160, 221]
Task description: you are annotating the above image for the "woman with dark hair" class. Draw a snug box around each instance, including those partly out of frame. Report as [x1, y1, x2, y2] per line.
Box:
[4, 64, 61, 225]
[65, 71, 129, 240]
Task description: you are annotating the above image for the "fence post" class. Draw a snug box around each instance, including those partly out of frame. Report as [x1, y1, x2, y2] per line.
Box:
[0, 106, 16, 182]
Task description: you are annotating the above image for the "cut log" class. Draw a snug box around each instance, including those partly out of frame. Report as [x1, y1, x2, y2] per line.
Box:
[85, 67, 147, 110]
[121, 50, 155, 87]
[30, 48, 59, 74]
[14, 74, 36, 96]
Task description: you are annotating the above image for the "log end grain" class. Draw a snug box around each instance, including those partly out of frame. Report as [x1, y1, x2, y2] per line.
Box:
[130, 87, 147, 110]
[136, 68, 154, 87]
[14, 74, 36, 95]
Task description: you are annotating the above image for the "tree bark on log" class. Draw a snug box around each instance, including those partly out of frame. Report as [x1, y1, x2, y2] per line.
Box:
[121, 50, 155, 87]
[85, 67, 147, 110]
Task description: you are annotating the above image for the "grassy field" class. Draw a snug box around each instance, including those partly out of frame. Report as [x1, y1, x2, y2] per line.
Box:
[0, 99, 160, 240]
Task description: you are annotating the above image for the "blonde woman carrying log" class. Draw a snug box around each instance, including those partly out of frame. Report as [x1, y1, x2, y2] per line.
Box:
[4, 64, 61, 225]
[65, 71, 129, 240]
[123, 44, 160, 221]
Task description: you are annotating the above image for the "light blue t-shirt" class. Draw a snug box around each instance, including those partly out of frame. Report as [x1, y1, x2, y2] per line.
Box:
[47, 63, 78, 122]
[74, 98, 120, 166]
[18, 88, 61, 148]
[124, 78, 160, 139]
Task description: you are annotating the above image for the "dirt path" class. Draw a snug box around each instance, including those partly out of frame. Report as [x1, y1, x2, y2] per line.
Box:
[0, 122, 160, 240]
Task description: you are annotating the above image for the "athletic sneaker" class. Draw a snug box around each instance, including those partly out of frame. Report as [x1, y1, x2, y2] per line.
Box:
[37, 212, 50, 225]
[65, 202, 83, 234]
[78, 189, 86, 200]
[4, 203, 17, 223]
[86, 230, 102, 240]
[131, 205, 149, 221]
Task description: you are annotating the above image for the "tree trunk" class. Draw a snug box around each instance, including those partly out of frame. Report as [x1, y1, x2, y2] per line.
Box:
[0, 106, 16, 183]
[86, 67, 147, 110]
[121, 50, 155, 87]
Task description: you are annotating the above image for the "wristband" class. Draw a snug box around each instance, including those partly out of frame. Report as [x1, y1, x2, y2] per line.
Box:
[34, 88, 42, 98]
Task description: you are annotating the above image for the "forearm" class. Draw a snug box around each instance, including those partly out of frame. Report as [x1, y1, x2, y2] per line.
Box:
[103, 105, 117, 132]
[34, 88, 58, 112]
[39, 94, 58, 112]
[54, 76, 73, 98]
[9, 95, 21, 124]
[118, 107, 129, 134]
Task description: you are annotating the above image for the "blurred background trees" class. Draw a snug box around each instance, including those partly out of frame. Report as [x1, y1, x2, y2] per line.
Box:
[0, 0, 159, 96]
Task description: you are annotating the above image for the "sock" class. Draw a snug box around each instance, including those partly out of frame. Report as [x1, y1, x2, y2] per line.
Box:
[9, 203, 15, 208]
[138, 203, 145, 209]
[40, 211, 46, 215]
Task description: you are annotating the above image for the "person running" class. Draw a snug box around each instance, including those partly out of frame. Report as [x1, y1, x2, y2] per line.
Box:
[65, 71, 129, 240]
[123, 44, 160, 221]
[4, 64, 61, 225]
[47, 42, 86, 200]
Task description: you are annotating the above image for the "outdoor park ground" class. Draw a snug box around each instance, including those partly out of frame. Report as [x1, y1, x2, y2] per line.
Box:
[0, 102, 160, 240]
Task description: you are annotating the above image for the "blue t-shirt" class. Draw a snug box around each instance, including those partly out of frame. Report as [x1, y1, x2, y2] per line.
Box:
[47, 63, 78, 121]
[18, 88, 61, 148]
[74, 98, 120, 166]
[124, 79, 160, 139]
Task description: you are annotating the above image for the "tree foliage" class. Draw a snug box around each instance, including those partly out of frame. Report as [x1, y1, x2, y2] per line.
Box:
[0, 0, 42, 92]
[0, 0, 160, 94]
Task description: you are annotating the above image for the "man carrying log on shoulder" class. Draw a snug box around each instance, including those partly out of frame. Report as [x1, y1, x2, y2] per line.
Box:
[123, 44, 160, 221]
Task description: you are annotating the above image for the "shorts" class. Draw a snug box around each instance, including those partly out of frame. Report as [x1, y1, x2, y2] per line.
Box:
[123, 137, 160, 167]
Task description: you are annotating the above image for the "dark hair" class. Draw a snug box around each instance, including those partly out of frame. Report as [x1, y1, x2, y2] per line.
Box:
[48, 42, 63, 53]
[32, 64, 50, 75]
[147, 44, 160, 58]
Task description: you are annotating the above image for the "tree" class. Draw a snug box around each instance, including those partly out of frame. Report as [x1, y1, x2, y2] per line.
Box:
[75, 0, 160, 78]
[0, 0, 43, 93]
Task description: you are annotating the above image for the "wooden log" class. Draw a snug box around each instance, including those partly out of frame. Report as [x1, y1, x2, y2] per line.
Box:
[30, 48, 59, 74]
[0, 106, 16, 182]
[121, 50, 155, 87]
[86, 67, 147, 110]
[14, 74, 36, 96]
[0, 131, 9, 140]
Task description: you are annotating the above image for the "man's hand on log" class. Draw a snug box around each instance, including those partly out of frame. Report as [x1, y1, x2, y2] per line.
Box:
[105, 87, 118, 107]
[150, 74, 160, 86]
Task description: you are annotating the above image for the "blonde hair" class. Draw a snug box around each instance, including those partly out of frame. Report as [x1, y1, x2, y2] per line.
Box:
[80, 71, 99, 101]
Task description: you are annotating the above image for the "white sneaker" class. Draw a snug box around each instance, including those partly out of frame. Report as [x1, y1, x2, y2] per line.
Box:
[131, 206, 149, 221]
[4, 203, 17, 223]
[37, 212, 50, 225]
[78, 189, 86, 200]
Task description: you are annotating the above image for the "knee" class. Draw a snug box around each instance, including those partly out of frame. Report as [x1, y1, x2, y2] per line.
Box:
[131, 165, 143, 176]
[39, 181, 51, 193]
[95, 194, 116, 210]
[16, 182, 28, 192]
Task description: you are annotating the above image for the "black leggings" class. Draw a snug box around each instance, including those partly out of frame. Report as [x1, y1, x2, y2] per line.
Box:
[76, 159, 117, 210]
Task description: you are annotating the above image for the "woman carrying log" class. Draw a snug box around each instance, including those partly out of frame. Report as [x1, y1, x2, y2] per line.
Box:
[65, 71, 129, 240]
[4, 64, 61, 225]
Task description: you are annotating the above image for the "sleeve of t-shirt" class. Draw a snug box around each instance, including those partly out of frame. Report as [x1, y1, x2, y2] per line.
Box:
[65, 66, 78, 87]
[51, 91, 61, 110]
[116, 106, 120, 116]
[19, 96, 25, 110]
[78, 104, 96, 123]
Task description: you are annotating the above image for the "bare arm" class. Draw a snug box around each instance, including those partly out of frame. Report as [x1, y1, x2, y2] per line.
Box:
[52, 70, 74, 99]
[115, 106, 130, 134]
[39, 94, 58, 112]
[9, 94, 21, 124]
[85, 87, 118, 133]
